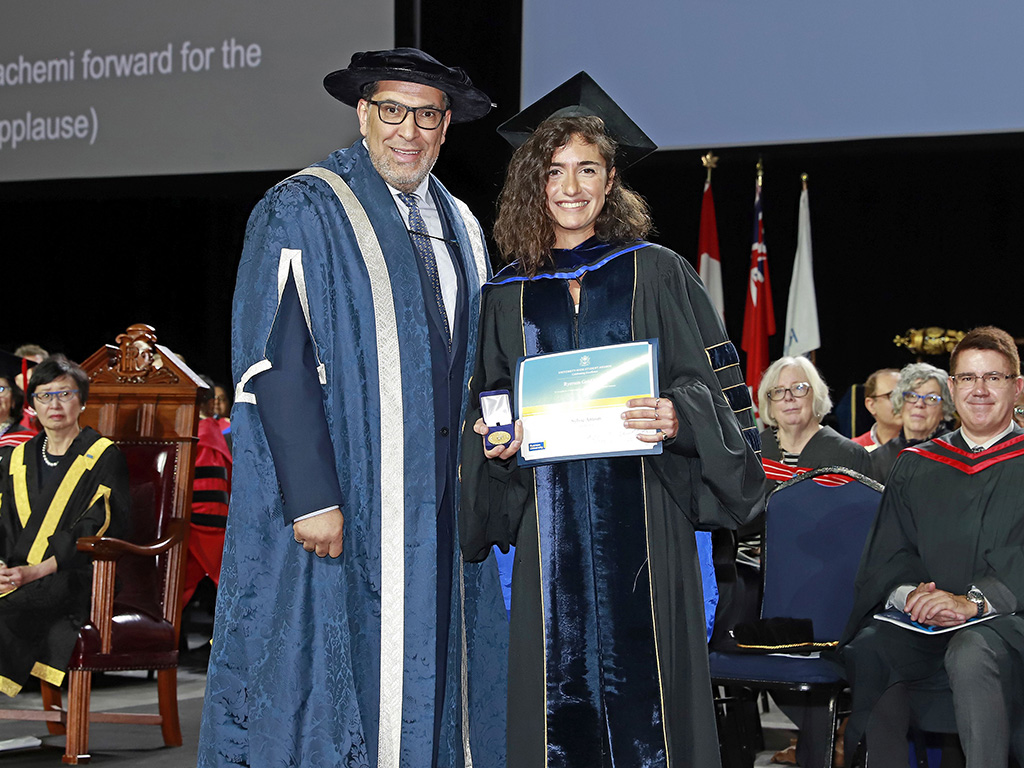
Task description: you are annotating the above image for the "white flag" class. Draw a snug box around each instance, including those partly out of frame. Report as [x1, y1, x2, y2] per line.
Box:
[783, 187, 820, 357]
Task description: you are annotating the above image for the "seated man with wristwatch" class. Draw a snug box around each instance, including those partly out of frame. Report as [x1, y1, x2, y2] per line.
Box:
[886, 582, 989, 623]
[840, 326, 1024, 768]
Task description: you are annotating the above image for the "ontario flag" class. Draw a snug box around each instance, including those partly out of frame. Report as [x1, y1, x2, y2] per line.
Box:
[741, 177, 775, 398]
[697, 181, 725, 322]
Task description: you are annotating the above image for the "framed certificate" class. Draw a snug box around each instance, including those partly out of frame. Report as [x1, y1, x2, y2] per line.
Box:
[514, 340, 661, 467]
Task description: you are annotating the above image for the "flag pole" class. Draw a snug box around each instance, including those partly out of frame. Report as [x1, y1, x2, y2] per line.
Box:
[800, 172, 814, 364]
[702, 150, 718, 183]
[802, 173, 814, 364]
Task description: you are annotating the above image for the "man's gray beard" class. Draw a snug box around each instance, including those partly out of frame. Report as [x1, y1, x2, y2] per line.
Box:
[369, 147, 437, 194]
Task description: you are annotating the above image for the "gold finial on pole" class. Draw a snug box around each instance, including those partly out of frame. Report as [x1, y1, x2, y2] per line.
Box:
[801, 172, 808, 191]
[701, 151, 719, 183]
[756, 156, 764, 188]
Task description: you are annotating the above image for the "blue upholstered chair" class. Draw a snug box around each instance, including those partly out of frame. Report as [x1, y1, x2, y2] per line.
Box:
[711, 467, 883, 768]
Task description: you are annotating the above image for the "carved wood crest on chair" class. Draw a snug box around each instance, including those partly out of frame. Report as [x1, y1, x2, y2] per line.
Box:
[0, 324, 205, 764]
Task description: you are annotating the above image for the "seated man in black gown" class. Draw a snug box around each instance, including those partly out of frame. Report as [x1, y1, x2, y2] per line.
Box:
[842, 325, 1024, 767]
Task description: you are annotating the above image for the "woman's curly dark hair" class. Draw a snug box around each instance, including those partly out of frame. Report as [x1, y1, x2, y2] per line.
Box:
[493, 115, 652, 276]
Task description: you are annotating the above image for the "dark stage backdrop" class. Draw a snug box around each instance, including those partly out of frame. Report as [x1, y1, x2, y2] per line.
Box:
[625, 130, 1024, 397]
[2, 0, 1022, 402]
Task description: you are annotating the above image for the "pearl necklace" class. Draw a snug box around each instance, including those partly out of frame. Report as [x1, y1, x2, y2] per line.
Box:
[41, 435, 61, 468]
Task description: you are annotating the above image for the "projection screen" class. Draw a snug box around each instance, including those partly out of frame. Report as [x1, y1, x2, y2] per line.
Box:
[0, 0, 393, 181]
[521, 0, 1024, 150]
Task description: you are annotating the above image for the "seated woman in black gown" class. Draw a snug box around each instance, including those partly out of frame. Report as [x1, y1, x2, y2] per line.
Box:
[0, 355, 130, 697]
[758, 355, 875, 480]
[870, 362, 954, 481]
[459, 75, 765, 768]
[0, 353, 32, 449]
[756, 355, 876, 766]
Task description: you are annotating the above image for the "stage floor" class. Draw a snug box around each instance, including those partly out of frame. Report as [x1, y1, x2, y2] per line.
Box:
[1, 646, 799, 767]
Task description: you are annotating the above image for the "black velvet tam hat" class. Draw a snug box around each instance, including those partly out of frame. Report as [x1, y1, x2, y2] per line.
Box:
[324, 47, 494, 124]
[0, 350, 34, 388]
[497, 71, 657, 168]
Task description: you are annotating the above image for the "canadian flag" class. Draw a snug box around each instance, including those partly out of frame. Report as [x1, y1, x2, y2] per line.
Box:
[697, 181, 725, 322]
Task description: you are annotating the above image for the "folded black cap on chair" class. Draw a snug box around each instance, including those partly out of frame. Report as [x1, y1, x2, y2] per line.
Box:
[733, 617, 817, 653]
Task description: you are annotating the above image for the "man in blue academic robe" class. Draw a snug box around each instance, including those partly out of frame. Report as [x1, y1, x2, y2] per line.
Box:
[199, 48, 507, 768]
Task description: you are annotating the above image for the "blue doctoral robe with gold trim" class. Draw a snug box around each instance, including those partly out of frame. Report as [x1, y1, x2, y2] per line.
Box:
[199, 141, 508, 768]
[460, 239, 765, 768]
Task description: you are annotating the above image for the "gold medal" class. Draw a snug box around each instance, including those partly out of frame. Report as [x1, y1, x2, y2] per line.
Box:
[489, 430, 511, 445]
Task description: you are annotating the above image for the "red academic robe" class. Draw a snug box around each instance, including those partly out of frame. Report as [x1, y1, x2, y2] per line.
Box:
[182, 417, 231, 604]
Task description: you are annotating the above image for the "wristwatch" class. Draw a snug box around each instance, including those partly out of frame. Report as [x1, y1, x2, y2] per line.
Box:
[966, 585, 986, 618]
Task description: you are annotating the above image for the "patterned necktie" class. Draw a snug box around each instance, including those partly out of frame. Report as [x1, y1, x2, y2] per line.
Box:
[398, 192, 451, 344]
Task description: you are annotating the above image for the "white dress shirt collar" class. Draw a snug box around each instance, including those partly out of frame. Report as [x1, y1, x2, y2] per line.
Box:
[960, 421, 1015, 451]
[374, 163, 458, 332]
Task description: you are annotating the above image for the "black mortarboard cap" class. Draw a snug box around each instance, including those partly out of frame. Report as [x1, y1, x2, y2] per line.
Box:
[0, 350, 34, 388]
[497, 72, 657, 168]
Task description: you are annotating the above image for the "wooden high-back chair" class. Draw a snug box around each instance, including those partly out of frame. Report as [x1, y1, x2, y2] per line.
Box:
[0, 324, 204, 764]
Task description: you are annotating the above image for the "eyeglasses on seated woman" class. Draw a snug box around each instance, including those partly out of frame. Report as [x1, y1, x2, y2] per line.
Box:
[757, 355, 876, 481]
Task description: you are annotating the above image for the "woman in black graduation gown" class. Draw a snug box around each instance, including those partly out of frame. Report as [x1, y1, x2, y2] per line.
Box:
[0, 356, 129, 697]
[869, 362, 953, 481]
[459, 79, 765, 768]
[0, 361, 32, 448]
[757, 355, 876, 480]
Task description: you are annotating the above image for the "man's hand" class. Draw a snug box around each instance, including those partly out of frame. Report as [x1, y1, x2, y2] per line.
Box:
[904, 581, 970, 627]
[293, 507, 345, 558]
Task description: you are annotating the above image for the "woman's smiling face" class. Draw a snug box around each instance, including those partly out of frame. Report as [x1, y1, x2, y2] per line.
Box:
[545, 134, 614, 249]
